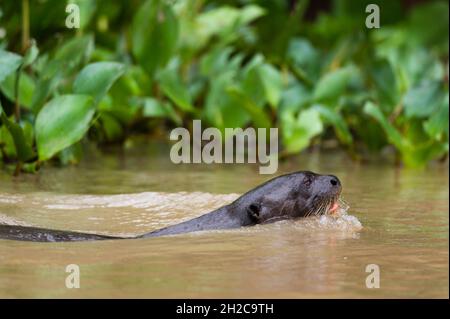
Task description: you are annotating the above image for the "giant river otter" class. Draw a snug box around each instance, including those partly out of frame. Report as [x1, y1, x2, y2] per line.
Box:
[0, 171, 342, 242]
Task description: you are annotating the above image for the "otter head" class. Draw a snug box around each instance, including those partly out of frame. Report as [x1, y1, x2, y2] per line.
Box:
[241, 171, 342, 225]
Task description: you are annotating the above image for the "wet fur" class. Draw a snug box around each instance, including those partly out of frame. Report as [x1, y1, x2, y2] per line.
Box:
[0, 171, 342, 242]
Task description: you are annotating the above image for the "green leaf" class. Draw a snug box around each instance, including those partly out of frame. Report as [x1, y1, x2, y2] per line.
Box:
[195, 5, 265, 47]
[241, 57, 266, 107]
[100, 113, 124, 142]
[227, 87, 272, 129]
[0, 72, 35, 109]
[403, 81, 445, 118]
[68, 0, 97, 30]
[370, 59, 399, 112]
[31, 35, 94, 113]
[402, 142, 448, 169]
[99, 95, 140, 126]
[238, 5, 266, 25]
[30, 60, 63, 114]
[158, 69, 194, 112]
[408, 1, 449, 48]
[142, 98, 181, 125]
[0, 103, 35, 162]
[313, 66, 355, 102]
[73, 62, 125, 104]
[203, 72, 249, 129]
[258, 64, 283, 109]
[240, 57, 283, 109]
[200, 47, 243, 77]
[22, 40, 39, 67]
[279, 81, 312, 112]
[314, 105, 353, 145]
[35, 95, 95, 161]
[53, 35, 94, 70]
[424, 93, 449, 139]
[282, 108, 323, 153]
[363, 101, 407, 151]
[0, 125, 16, 158]
[287, 37, 321, 82]
[0, 50, 22, 83]
[132, 0, 178, 77]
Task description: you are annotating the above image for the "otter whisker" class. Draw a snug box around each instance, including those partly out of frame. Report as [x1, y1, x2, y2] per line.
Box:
[338, 197, 350, 212]
[314, 201, 326, 217]
[315, 202, 324, 216]
[304, 192, 344, 219]
[305, 206, 315, 218]
[312, 201, 323, 216]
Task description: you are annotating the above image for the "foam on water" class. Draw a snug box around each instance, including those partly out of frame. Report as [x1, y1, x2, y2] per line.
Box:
[0, 214, 31, 226]
[228, 199, 363, 236]
[298, 198, 362, 232]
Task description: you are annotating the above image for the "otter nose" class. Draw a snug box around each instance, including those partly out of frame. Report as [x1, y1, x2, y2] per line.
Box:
[329, 175, 340, 187]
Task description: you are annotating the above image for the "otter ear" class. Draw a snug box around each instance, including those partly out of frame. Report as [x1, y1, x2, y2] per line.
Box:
[247, 203, 261, 221]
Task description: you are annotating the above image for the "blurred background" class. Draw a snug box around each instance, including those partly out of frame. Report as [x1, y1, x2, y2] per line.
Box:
[0, 0, 448, 174]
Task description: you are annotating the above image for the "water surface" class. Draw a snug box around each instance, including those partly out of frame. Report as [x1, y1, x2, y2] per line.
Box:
[0, 143, 448, 298]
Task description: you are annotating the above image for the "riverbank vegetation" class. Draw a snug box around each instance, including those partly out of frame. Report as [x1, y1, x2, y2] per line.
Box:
[0, 0, 448, 174]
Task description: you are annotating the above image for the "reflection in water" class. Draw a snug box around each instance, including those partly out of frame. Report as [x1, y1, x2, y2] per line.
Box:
[0, 143, 448, 298]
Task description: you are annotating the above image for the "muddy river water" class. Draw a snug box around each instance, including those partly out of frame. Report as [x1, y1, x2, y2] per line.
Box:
[0, 144, 448, 298]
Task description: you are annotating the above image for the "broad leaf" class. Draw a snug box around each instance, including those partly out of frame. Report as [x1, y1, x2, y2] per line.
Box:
[142, 98, 181, 125]
[314, 105, 353, 145]
[0, 103, 35, 161]
[132, 0, 178, 77]
[227, 87, 272, 129]
[313, 66, 355, 102]
[31, 35, 94, 113]
[258, 63, 283, 109]
[158, 69, 194, 112]
[403, 80, 444, 118]
[282, 108, 323, 153]
[0, 72, 35, 109]
[35, 95, 95, 160]
[73, 62, 125, 104]
[363, 101, 407, 150]
[424, 93, 449, 139]
[0, 50, 22, 83]
[99, 113, 124, 142]
[22, 40, 39, 67]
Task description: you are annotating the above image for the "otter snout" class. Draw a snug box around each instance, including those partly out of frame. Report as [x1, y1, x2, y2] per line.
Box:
[327, 174, 342, 195]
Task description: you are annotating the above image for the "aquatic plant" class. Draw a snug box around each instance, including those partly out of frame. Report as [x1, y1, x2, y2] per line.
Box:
[0, 0, 448, 174]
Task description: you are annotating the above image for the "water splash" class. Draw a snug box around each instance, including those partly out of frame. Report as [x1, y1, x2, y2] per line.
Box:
[310, 197, 362, 231]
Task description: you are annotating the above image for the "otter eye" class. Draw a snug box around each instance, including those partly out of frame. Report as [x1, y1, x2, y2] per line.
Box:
[303, 176, 312, 187]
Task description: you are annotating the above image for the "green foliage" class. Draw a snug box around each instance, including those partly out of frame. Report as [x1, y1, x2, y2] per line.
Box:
[0, 103, 35, 162]
[35, 95, 95, 161]
[0, 72, 35, 109]
[73, 62, 125, 104]
[131, 0, 178, 77]
[0, 0, 448, 173]
[0, 50, 23, 82]
[158, 67, 195, 112]
[313, 66, 356, 103]
[282, 108, 324, 153]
